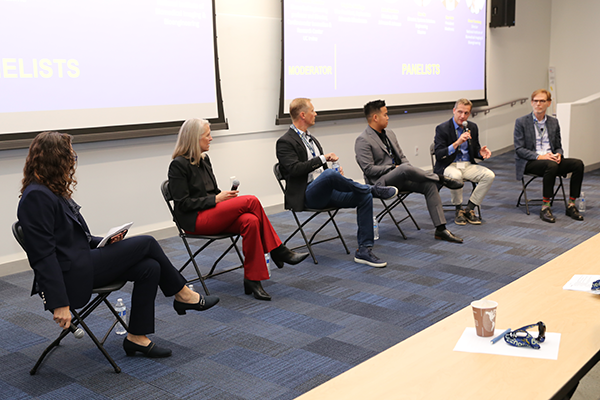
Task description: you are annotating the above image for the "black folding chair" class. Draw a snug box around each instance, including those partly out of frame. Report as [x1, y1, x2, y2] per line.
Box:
[516, 174, 567, 215]
[273, 163, 350, 264]
[12, 221, 128, 375]
[373, 191, 421, 240]
[355, 161, 420, 239]
[160, 180, 244, 295]
[429, 142, 481, 218]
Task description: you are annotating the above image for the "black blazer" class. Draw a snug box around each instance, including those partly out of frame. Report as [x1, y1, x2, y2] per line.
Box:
[17, 183, 101, 311]
[168, 155, 221, 232]
[276, 127, 328, 211]
[433, 118, 482, 175]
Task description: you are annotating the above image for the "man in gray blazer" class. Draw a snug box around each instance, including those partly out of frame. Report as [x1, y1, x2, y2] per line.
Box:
[355, 100, 463, 243]
[514, 89, 584, 223]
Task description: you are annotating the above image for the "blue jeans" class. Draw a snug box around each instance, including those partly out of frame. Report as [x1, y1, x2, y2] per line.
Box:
[304, 169, 374, 248]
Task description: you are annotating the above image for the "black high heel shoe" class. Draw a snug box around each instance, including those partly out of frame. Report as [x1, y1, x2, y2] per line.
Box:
[270, 244, 309, 269]
[244, 278, 271, 301]
[123, 337, 172, 358]
[173, 294, 220, 315]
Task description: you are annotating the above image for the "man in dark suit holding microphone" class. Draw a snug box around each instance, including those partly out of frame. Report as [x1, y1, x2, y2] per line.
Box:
[513, 89, 584, 223]
[434, 98, 495, 225]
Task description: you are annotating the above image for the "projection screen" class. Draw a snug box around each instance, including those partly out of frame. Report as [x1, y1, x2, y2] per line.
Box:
[278, 0, 487, 121]
[0, 0, 225, 147]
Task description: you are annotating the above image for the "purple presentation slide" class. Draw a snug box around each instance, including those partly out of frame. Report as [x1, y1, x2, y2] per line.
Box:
[0, 0, 217, 114]
[284, 0, 487, 108]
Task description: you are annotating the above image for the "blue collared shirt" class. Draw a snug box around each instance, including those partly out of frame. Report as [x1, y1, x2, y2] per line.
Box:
[447, 119, 470, 162]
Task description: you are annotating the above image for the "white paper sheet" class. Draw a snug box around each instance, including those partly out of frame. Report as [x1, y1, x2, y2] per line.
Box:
[563, 274, 600, 293]
[96, 222, 133, 248]
[453, 327, 561, 360]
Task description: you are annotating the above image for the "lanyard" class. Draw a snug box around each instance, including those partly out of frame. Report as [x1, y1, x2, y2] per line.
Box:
[291, 124, 316, 158]
[377, 130, 396, 164]
[533, 114, 547, 149]
[504, 321, 546, 349]
[534, 121, 546, 147]
[455, 127, 462, 140]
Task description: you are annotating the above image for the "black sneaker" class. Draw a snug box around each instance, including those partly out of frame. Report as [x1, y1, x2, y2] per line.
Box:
[464, 209, 481, 225]
[371, 184, 398, 200]
[354, 247, 387, 268]
[454, 209, 467, 226]
[439, 175, 464, 190]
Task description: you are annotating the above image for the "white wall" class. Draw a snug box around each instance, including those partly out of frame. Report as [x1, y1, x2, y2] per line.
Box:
[0, 0, 554, 275]
[557, 93, 600, 166]
[550, 1, 600, 103]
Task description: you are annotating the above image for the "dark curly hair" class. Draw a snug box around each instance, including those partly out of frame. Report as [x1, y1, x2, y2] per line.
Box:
[21, 131, 77, 198]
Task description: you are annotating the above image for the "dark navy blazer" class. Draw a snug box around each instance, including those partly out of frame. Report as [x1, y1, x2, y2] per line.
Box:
[17, 183, 100, 310]
[433, 118, 483, 176]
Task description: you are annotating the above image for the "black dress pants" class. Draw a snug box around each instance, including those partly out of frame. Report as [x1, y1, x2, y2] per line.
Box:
[524, 158, 584, 200]
[90, 235, 186, 335]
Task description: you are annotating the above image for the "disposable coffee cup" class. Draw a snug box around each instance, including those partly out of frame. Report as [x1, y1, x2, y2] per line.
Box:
[471, 299, 497, 337]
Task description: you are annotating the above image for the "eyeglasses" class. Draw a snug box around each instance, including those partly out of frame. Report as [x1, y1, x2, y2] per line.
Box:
[532, 99, 548, 104]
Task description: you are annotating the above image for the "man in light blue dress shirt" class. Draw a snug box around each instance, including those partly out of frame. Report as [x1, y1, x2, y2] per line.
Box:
[434, 99, 495, 225]
[514, 89, 584, 223]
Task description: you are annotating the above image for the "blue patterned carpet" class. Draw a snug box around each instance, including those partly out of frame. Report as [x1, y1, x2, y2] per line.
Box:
[1, 151, 599, 399]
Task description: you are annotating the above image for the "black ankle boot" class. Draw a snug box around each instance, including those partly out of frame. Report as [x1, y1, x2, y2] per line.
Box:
[243, 278, 271, 301]
[270, 244, 309, 269]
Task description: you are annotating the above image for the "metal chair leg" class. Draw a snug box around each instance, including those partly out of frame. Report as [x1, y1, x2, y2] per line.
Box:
[375, 194, 420, 239]
[285, 209, 349, 264]
[72, 310, 121, 374]
[30, 328, 70, 375]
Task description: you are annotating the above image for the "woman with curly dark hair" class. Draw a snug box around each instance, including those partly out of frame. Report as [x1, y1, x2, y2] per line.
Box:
[18, 131, 219, 358]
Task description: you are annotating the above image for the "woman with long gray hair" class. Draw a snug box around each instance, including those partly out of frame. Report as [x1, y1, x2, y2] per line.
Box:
[168, 118, 308, 301]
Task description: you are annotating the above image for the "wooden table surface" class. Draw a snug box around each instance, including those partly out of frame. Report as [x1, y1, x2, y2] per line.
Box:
[297, 233, 600, 400]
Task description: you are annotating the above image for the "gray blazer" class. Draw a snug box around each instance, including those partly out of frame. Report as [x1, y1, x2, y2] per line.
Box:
[513, 113, 563, 181]
[355, 126, 409, 185]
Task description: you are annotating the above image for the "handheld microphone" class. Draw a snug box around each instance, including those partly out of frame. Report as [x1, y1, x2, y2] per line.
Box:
[231, 179, 240, 191]
[67, 324, 85, 339]
[462, 121, 472, 147]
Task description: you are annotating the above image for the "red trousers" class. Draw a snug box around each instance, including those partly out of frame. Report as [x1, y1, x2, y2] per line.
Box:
[188, 195, 281, 281]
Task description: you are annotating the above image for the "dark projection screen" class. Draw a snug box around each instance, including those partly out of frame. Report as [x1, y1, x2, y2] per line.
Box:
[279, 0, 487, 120]
[0, 0, 225, 146]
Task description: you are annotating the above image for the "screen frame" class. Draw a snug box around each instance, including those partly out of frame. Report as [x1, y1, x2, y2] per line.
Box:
[276, 0, 488, 125]
[0, 0, 227, 151]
